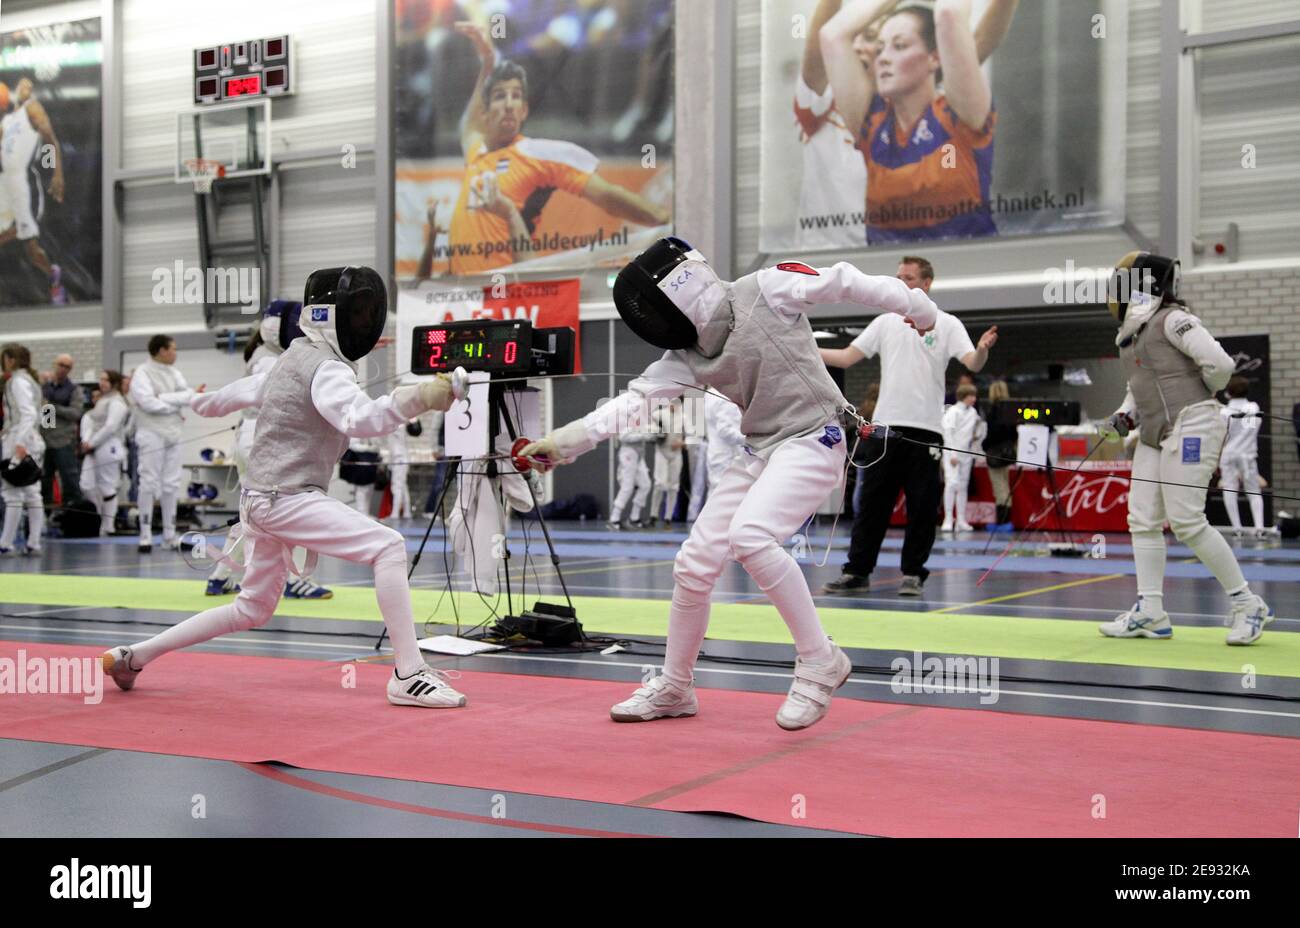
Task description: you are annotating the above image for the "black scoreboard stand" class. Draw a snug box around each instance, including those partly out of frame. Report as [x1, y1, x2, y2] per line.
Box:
[376, 320, 583, 652]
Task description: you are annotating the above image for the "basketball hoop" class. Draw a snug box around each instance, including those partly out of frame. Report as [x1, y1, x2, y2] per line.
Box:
[184, 158, 226, 194]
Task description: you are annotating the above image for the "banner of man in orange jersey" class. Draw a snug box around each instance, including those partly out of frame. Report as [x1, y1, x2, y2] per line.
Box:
[394, 1, 674, 281]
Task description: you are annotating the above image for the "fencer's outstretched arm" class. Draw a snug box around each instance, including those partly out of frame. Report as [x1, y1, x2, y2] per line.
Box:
[190, 373, 267, 418]
[758, 261, 939, 330]
[1165, 309, 1236, 393]
[311, 361, 454, 438]
[128, 369, 194, 414]
[520, 354, 697, 464]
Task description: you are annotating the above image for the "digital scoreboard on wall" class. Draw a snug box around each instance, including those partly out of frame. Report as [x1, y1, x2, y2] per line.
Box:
[411, 320, 533, 376]
[193, 35, 292, 105]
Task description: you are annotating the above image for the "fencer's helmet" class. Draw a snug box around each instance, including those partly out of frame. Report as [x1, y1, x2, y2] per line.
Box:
[259, 300, 301, 354]
[1108, 251, 1180, 323]
[614, 237, 715, 351]
[300, 266, 388, 362]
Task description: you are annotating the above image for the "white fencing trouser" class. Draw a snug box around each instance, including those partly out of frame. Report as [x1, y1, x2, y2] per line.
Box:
[1, 464, 45, 551]
[686, 439, 709, 521]
[610, 444, 651, 522]
[1127, 401, 1248, 613]
[942, 451, 974, 524]
[135, 427, 184, 542]
[130, 490, 427, 677]
[706, 443, 740, 491]
[389, 463, 411, 519]
[1219, 453, 1264, 531]
[650, 449, 683, 522]
[353, 484, 375, 517]
[79, 442, 124, 535]
[663, 427, 846, 687]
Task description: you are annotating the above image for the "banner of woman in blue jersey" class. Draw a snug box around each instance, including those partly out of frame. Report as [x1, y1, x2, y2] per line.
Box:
[0, 17, 102, 307]
[759, 0, 1128, 252]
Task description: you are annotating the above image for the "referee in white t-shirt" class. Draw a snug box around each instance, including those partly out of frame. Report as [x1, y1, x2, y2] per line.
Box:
[820, 257, 998, 596]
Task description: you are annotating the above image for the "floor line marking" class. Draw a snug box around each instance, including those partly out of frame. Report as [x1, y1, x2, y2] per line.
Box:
[0, 748, 109, 794]
[236, 763, 653, 838]
[928, 572, 1128, 614]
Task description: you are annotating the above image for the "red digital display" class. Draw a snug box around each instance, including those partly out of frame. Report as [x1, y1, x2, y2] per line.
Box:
[224, 75, 262, 98]
[412, 322, 531, 375]
[198, 48, 217, 69]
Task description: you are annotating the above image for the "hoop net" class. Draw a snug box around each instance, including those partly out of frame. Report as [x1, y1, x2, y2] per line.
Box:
[184, 158, 226, 194]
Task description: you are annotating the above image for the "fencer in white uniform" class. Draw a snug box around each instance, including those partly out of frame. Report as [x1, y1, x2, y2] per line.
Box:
[940, 384, 985, 532]
[1, 345, 45, 555]
[103, 266, 464, 707]
[129, 337, 197, 552]
[683, 396, 709, 521]
[521, 238, 938, 730]
[703, 390, 745, 490]
[386, 425, 412, 521]
[1219, 376, 1272, 538]
[1099, 252, 1273, 646]
[608, 427, 652, 529]
[648, 396, 685, 526]
[205, 302, 333, 600]
[78, 371, 129, 536]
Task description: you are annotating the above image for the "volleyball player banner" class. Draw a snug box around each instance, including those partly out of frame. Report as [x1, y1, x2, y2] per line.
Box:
[759, 0, 1128, 253]
[395, 277, 583, 382]
[392, 0, 675, 281]
[0, 17, 102, 307]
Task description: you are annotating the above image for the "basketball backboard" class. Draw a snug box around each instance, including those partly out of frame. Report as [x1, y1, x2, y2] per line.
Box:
[175, 97, 271, 184]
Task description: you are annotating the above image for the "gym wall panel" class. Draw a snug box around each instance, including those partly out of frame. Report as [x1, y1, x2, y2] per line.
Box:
[279, 160, 378, 297]
[118, 0, 376, 172]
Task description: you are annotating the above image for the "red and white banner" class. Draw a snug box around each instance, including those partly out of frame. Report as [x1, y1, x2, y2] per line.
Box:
[395, 278, 582, 381]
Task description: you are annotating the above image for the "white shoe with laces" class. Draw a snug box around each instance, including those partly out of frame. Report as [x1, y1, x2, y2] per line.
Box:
[956, 521, 974, 532]
[1226, 595, 1273, 646]
[610, 675, 698, 722]
[387, 667, 467, 708]
[1099, 598, 1172, 639]
[102, 646, 142, 691]
[776, 642, 852, 731]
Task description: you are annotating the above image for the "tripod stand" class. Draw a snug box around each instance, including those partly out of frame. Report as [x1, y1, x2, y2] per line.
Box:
[374, 377, 575, 650]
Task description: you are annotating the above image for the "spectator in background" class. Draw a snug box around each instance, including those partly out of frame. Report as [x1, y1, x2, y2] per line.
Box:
[2, 342, 46, 555]
[1219, 376, 1275, 539]
[940, 382, 984, 531]
[982, 379, 1016, 530]
[41, 353, 84, 506]
[820, 255, 997, 596]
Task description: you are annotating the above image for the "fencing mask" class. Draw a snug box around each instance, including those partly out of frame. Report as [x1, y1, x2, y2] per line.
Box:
[613, 237, 727, 350]
[300, 266, 388, 363]
[260, 300, 301, 354]
[1108, 251, 1180, 324]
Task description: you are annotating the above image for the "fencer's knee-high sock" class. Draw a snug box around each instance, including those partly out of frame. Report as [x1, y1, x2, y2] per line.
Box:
[649, 488, 664, 521]
[740, 545, 833, 664]
[1, 505, 21, 549]
[663, 584, 711, 687]
[1249, 493, 1265, 530]
[957, 486, 969, 523]
[137, 490, 154, 541]
[101, 495, 118, 536]
[131, 603, 245, 665]
[373, 546, 427, 677]
[943, 482, 957, 523]
[1131, 529, 1166, 615]
[1179, 523, 1248, 595]
[161, 491, 178, 541]
[85, 486, 103, 518]
[1222, 488, 1242, 530]
[26, 501, 44, 549]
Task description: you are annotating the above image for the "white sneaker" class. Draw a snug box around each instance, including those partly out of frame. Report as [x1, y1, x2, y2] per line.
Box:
[1226, 595, 1273, 646]
[1099, 599, 1173, 639]
[610, 675, 698, 722]
[387, 667, 467, 708]
[776, 642, 852, 731]
[956, 522, 974, 532]
[102, 646, 142, 691]
[940, 519, 954, 533]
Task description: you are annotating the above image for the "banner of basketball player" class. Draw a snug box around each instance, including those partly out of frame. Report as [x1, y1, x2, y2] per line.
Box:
[0, 17, 102, 307]
[393, 0, 674, 281]
[759, 0, 1128, 253]
[395, 278, 583, 381]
